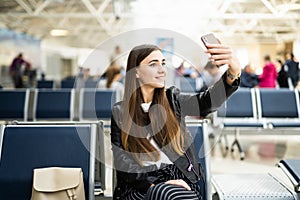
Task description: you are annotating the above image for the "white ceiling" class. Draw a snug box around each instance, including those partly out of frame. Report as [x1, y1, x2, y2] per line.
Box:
[1, 0, 300, 48]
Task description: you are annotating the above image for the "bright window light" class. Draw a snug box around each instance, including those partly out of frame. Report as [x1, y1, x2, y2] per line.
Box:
[50, 29, 69, 37]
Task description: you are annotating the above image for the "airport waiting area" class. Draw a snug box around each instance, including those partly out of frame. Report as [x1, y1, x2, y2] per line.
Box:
[1, 0, 300, 199]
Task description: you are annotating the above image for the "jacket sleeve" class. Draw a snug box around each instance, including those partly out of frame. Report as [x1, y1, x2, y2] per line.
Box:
[178, 72, 240, 117]
[110, 105, 159, 192]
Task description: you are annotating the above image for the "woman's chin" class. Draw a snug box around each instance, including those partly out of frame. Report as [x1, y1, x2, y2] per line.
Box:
[155, 83, 165, 88]
[141, 82, 165, 88]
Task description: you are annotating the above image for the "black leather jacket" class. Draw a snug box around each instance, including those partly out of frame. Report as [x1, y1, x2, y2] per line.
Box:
[110, 73, 239, 199]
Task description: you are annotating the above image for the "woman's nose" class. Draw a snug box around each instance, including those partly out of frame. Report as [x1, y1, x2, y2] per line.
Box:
[158, 64, 166, 73]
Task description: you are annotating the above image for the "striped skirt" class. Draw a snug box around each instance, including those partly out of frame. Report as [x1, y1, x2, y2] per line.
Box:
[122, 164, 202, 200]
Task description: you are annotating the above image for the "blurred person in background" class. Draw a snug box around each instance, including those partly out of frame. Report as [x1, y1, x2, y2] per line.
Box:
[98, 66, 124, 100]
[259, 54, 277, 88]
[83, 68, 93, 80]
[240, 64, 259, 88]
[175, 62, 186, 77]
[184, 66, 198, 79]
[276, 59, 289, 88]
[111, 45, 127, 68]
[285, 53, 299, 88]
[9, 53, 31, 88]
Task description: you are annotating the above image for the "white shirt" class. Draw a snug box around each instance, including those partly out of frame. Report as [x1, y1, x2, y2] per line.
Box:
[141, 102, 173, 168]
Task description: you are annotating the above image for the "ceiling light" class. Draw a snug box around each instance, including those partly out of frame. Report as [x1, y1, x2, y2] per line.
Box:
[50, 29, 68, 37]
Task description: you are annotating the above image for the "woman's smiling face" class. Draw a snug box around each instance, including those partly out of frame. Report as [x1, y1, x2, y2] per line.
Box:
[136, 50, 167, 88]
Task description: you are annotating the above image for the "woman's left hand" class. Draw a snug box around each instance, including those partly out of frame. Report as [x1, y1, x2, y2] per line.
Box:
[165, 179, 191, 190]
[205, 43, 241, 76]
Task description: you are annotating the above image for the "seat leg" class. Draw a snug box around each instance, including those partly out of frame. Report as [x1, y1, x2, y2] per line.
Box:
[231, 129, 245, 160]
[218, 131, 229, 157]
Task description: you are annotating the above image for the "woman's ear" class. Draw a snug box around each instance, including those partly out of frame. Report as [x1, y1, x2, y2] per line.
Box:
[136, 71, 140, 79]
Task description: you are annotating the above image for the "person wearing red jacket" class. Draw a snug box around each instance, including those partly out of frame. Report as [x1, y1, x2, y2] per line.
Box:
[259, 54, 277, 88]
[9, 53, 31, 88]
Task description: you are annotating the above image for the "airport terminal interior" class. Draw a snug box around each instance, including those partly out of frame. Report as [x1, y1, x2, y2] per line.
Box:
[0, 0, 300, 200]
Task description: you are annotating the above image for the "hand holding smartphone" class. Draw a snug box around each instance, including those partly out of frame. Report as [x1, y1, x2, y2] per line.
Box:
[201, 33, 223, 68]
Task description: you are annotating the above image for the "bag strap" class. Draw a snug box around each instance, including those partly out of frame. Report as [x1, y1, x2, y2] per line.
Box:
[66, 188, 77, 200]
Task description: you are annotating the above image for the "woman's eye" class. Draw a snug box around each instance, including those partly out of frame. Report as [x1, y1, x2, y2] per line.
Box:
[149, 63, 166, 67]
[149, 63, 157, 67]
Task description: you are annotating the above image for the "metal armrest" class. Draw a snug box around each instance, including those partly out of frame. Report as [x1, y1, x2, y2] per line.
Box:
[277, 159, 300, 192]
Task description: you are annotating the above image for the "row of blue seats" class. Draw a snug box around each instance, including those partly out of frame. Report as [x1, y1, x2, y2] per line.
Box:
[0, 88, 118, 122]
[42, 77, 200, 91]
[2, 87, 298, 126]
[36, 79, 100, 89]
[214, 87, 300, 128]
[0, 119, 299, 199]
[0, 120, 208, 199]
[213, 87, 300, 160]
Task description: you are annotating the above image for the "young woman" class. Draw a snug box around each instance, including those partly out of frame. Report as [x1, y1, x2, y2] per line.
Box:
[111, 42, 241, 200]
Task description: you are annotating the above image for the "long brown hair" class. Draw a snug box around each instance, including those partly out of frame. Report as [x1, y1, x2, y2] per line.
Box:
[121, 44, 184, 164]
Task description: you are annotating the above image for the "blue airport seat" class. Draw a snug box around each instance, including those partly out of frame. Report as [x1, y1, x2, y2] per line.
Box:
[256, 88, 300, 128]
[61, 79, 76, 88]
[187, 121, 211, 200]
[33, 89, 75, 120]
[0, 124, 97, 200]
[0, 89, 30, 121]
[214, 88, 264, 160]
[258, 88, 298, 118]
[216, 88, 261, 125]
[215, 87, 264, 128]
[10, 120, 106, 193]
[80, 89, 117, 120]
[36, 80, 55, 89]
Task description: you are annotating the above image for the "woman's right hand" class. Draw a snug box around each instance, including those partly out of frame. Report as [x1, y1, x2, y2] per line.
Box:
[205, 43, 241, 77]
[165, 179, 191, 190]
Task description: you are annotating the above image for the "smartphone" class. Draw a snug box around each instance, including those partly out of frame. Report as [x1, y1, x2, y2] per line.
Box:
[201, 33, 220, 47]
[201, 33, 223, 68]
